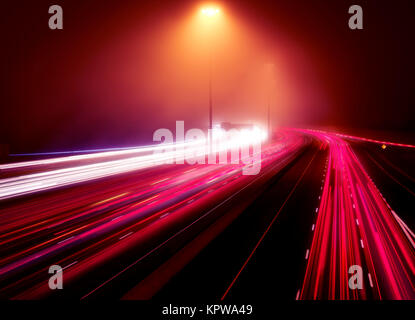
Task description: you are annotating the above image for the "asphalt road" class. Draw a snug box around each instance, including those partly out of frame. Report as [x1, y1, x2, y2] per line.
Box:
[154, 134, 415, 300]
[153, 141, 325, 300]
[0, 130, 414, 300]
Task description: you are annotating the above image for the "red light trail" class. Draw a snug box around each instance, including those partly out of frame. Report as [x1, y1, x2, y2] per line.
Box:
[0, 129, 414, 300]
[0, 131, 306, 299]
[298, 130, 415, 300]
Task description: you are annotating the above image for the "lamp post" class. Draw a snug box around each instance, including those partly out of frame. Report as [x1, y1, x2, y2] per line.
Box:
[265, 63, 275, 140]
[200, 6, 220, 147]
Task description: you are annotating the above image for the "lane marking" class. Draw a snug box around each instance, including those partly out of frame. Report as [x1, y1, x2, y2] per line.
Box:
[58, 236, 74, 245]
[92, 192, 129, 207]
[63, 261, 78, 270]
[368, 273, 374, 287]
[160, 212, 170, 219]
[150, 178, 169, 186]
[119, 232, 133, 240]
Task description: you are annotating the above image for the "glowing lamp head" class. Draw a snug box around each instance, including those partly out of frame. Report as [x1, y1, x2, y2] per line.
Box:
[201, 7, 220, 17]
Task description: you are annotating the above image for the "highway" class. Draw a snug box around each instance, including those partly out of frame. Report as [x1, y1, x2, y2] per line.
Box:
[0, 129, 414, 300]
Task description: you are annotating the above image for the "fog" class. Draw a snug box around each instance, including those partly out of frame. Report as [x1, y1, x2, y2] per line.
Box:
[2, 1, 328, 152]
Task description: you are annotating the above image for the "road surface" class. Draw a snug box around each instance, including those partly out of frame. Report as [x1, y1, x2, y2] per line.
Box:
[0, 129, 414, 300]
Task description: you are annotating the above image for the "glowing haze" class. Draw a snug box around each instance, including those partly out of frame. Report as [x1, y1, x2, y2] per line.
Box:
[89, 2, 326, 130]
[2, 1, 328, 152]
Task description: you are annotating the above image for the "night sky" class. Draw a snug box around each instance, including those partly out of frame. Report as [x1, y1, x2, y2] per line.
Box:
[1, 0, 414, 153]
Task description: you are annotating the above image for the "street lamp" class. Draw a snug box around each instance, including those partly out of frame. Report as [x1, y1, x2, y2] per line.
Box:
[201, 7, 220, 17]
[265, 63, 275, 140]
[200, 6, 221, 147]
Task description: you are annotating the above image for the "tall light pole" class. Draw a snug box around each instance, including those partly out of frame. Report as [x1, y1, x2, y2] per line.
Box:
[267, 95, 270, 138]
[201, 6, 220, 146]
[209, 48, 213, 142]
[265, 63, 275, 140]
